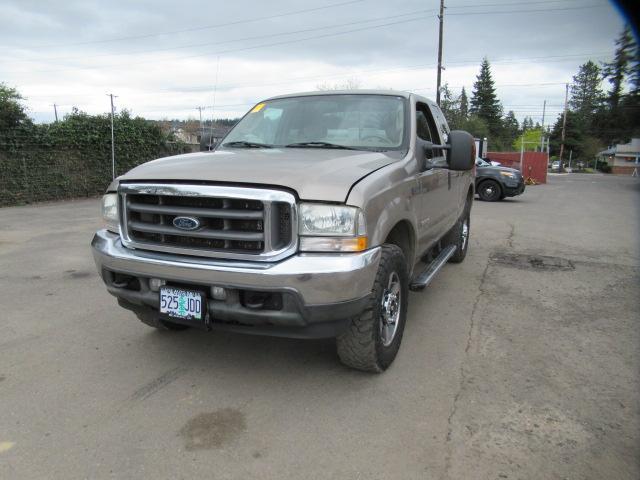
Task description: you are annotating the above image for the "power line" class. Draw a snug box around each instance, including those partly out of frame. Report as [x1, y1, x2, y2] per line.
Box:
[125, 53, 609, 96]
[5, 0, 586, 52]
[6, 9, 435, 65]
[3, 16, 432, 75]
[3, 3, 611, 76]
[8, 0, 367, 50]
[447, 3, 608, 15]
[446, 0, 585, 8]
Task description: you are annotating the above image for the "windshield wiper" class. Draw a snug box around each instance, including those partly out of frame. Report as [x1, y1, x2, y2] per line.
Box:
[285, 141, 359, 150]
[223, 140, 273, 148]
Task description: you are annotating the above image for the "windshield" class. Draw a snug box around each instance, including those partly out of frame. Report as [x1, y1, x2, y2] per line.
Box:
[222, 94, 406, 150]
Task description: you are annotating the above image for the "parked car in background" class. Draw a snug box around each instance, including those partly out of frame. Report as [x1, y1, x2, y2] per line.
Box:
[550, 160, 560, 171]
[475, 158, 525, 201]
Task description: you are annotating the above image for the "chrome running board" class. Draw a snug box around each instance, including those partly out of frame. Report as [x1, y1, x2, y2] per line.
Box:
[409, 245, 457, 291]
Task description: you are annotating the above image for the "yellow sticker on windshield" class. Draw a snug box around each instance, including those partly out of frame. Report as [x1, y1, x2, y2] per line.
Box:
[251, 103, 265, 113]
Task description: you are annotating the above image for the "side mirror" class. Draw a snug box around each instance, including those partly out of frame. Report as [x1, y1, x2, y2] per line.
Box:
[447, 130, 475, 171]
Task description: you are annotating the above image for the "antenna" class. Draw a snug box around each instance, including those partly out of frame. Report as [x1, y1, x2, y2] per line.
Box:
[210, 56, 220, 150]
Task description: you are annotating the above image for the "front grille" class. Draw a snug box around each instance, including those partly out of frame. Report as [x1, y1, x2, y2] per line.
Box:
[119, 184, 296, 261]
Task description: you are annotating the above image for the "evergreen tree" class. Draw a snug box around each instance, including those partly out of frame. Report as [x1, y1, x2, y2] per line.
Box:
[569, 61, 605, 128]
[439, 83, 458, 123]
[602, 25, 634, 109]
[459, 87, 469, 120]
[470, 58, 503, 137]
[461, 115, 490, 139]
[502, 110, 519, 141]
[611, 27, 640, 140]
[440, 83, 474, 130]
[549, 111, 585, 158]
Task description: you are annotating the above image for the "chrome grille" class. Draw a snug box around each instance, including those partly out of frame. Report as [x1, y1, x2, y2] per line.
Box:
[118, 184, 297, 261]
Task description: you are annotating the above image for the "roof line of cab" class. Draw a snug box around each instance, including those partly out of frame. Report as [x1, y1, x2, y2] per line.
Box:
[264, 89, 435, 107]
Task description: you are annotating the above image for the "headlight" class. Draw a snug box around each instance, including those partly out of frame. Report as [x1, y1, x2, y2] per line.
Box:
[102, 193, 119, 233]
[499, 171, 516, 178]
[298, 203, 367, 252]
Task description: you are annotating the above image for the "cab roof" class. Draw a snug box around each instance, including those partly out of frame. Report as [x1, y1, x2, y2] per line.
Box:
[264, 89, 436, 107]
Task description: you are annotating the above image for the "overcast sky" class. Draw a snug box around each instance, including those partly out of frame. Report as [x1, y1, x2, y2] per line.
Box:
[0, 0, 629, 126]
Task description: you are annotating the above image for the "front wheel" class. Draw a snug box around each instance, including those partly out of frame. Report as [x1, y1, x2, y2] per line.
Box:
[336, 244, 408, 372]
[477, 180, 502, 201]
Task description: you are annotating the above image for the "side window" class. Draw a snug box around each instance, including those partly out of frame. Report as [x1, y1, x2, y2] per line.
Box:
[432, 107, 450, 141]
[415, 103, 441, 144]
[416, 110, 432, 142]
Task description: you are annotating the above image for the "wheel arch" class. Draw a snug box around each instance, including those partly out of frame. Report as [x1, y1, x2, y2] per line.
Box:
[382, 220, 416, 273]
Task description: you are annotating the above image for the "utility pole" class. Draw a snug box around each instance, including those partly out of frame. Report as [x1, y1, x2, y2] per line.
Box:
[540, 99, 546, 152]
[519, 135, 525, 174]
[107, 93, 117, 179]
[196, 106, 203, 129]
[196, 106, 204, 143]
[52, 103, 59, 122]
[568, 149, 573, 170]
[435, 0, 445, 106]
[558, 83, 569, 172]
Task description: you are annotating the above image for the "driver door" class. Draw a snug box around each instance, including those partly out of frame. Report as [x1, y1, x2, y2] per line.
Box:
[414, 103, 449, 255]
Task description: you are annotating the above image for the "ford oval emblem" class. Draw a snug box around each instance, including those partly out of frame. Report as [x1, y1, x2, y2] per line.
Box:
[173, 216, 201, 231]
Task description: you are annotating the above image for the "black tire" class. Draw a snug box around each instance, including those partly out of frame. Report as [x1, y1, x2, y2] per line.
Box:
[336, 244, 408, 372]
[477, 180, 502, 202]
[443, 201, 471, 263]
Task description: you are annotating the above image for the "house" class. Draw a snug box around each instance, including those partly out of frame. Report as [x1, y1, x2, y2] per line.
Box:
[598, 138, 640, 175]
[172, 127, 200, 146]
[199, 126, 232, 151]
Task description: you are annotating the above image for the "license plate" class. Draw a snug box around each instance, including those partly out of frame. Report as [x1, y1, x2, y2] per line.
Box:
[159, 287, 204, 321]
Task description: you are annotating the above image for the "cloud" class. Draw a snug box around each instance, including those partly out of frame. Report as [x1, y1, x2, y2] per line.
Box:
[0, 0, 625, 125]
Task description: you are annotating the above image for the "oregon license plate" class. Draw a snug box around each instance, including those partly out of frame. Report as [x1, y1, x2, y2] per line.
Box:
[159, 287, 204, 321]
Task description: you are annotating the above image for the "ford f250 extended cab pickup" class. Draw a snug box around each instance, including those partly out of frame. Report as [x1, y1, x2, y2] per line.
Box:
[92, 90, 475, 372]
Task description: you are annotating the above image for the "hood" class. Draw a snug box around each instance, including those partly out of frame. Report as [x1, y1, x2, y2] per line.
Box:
[116, 148, 401, 202]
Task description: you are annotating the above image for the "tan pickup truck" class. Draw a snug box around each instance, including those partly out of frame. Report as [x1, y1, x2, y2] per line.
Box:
[92, 90, 475, 372]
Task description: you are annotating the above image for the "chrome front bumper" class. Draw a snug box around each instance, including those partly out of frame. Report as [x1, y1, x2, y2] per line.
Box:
[91, 230, 380, 306]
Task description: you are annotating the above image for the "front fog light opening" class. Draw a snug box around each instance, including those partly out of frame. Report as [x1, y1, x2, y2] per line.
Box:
[210, 286, 227, 301]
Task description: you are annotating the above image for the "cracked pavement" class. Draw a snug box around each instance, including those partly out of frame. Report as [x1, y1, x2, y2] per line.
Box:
[0, 174, 638, 479]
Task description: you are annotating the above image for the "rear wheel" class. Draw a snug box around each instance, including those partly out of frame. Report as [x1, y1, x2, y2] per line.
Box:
[478, 180, 502, 202]
[336, 244, 408, 372]
[443, 203, 471, 263]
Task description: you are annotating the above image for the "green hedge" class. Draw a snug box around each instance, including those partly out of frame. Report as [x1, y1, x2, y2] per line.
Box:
[0, 110, 190, 206]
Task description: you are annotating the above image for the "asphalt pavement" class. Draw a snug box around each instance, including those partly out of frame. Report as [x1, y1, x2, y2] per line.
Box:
[1, 174, 638, 479]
